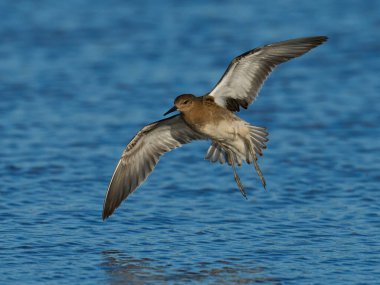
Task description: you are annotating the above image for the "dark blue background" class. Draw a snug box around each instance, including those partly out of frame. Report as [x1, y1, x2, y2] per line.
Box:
[1, 0, 379, 284]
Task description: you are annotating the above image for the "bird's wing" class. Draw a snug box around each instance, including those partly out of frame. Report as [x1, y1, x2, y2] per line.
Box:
[208, 36, 328, 112]
[102, 115, 205, 220]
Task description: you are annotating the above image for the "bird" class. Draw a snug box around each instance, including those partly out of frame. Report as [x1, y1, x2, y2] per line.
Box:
[102, 36, 328, 220]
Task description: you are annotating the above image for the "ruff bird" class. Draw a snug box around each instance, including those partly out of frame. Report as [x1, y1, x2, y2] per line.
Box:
[102, 36, 328, 220]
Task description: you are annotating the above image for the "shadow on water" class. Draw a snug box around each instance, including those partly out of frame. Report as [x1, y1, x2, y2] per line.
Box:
[100, 250, 281, 284]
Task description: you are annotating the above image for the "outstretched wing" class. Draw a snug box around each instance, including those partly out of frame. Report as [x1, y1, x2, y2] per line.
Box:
[102, 115, 205, 220]
[209, 36, 328, 112]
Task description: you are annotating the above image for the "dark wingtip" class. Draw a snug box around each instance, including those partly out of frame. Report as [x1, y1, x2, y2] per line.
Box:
[285, 35, 328, 48]
[102, 209, 110, 221]
[308, 36, 328, 45]
[317, 35, 328, 43]
[314, 35, 328, 40]
[102, 203, 116, 220]
[102, 199, 109, 220]
[102, 196, 116, 221]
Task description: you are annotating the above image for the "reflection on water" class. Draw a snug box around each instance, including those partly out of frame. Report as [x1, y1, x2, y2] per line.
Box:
[101, 250, 280, 284]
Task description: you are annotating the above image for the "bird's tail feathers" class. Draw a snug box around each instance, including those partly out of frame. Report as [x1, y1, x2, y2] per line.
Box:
[204, 125, 268, 165]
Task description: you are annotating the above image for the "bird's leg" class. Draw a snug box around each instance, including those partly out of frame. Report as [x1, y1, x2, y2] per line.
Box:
[226, 149, 248, 199]
[253, 153, 266, 190]
[245, 138, 266, 190]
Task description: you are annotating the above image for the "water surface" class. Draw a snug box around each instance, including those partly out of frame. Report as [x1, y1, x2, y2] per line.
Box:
[1, 0, 380, 284]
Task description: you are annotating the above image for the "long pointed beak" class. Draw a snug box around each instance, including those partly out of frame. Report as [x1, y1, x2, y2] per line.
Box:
[163, 106, 177, 116]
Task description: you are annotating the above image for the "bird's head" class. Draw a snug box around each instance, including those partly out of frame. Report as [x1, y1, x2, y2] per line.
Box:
[164, 94, 196, 115]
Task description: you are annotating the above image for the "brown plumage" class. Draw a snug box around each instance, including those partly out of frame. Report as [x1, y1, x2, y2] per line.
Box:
[102, 36, 328, 220]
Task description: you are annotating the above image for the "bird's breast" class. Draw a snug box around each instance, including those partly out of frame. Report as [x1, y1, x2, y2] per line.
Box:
[182, 103, 249, 142]
[199, 118, 249, 142]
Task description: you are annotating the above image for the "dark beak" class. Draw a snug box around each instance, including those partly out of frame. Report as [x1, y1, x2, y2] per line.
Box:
[163, 106, 177, 116]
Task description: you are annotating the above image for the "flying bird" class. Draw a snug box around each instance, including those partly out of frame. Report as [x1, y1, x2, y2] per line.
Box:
[102, 36, 328, 220]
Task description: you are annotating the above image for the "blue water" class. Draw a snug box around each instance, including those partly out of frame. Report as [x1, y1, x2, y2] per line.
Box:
[1, 0, 380, 284]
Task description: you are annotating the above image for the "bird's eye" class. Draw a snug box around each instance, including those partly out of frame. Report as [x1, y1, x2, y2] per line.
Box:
[183, 100, 189, 105]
